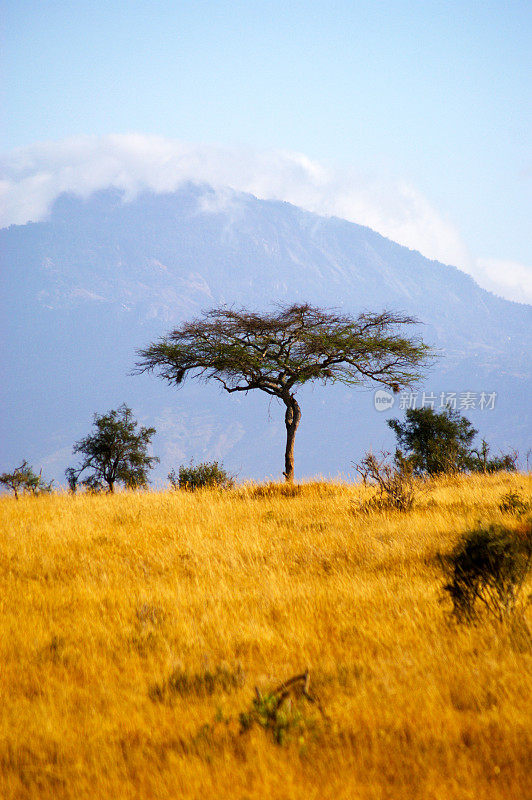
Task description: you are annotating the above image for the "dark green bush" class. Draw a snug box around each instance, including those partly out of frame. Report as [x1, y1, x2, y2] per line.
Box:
[442, 522, 532, 622]
[168, 461, 234, 491]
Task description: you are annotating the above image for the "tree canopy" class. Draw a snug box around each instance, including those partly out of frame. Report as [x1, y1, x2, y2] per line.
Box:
[136, 303, 431, 481]
[388, 406, 477, 476]
[66, 404, 158, 493]
[388, 406, 518, 476]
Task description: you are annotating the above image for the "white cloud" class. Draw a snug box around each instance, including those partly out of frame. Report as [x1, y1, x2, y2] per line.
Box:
[1, 133, 530, 304]
[473, 258, 532, 305]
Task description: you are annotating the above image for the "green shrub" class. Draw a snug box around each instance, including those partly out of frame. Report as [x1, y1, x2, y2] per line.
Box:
[499, 490, 531, 516]
[239, 691, 310, 745]
[168, 461, 234, 491]
[0, 460, 53, 499]
[442, 522, 532, 622]
[239, 672, 320, 746]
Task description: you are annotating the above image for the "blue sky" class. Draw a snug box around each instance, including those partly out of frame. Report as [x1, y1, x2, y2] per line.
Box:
[2, 0, 531, 301]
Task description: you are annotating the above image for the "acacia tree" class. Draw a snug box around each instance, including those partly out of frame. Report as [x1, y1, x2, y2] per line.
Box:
[66, 404, 158, 493]
[136, 304, 431, 481]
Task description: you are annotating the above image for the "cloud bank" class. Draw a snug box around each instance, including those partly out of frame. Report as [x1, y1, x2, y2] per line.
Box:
[1, 134, 530, 304]
[473, 258, 532, 305]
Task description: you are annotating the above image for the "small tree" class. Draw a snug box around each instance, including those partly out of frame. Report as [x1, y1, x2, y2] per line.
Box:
[388, 407, 477, 476]
[66, 404, 158, 493]
[470, 439, 518, 473]
[136, 304, 430, 481]
[0, 460, 53, 499]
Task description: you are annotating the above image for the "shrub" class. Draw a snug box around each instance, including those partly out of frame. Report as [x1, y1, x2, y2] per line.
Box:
[470, 439, 518, 473]
[150, 664, 245, 703]
[0, 460, 53, 499]
[239, 671, 321, 746]
[239, 691, 310, 745]
[441, 522, 532, 622]
[354, 450, 416, 511]
[168, 461, 234, 491]
[245, 482, 303, 499]
[499, 490, 531, 516]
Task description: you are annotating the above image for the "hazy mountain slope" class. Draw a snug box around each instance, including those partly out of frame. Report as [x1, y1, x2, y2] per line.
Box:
[1, 184, 530, 484]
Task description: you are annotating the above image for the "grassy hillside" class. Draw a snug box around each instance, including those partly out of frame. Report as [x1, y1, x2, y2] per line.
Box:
[1, 473, 531, 800]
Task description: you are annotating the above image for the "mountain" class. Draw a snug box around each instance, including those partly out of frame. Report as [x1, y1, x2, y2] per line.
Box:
[1, 184, 530, 485]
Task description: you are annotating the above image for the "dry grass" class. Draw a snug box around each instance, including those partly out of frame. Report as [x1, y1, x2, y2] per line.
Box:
[0, 472, 531, 800]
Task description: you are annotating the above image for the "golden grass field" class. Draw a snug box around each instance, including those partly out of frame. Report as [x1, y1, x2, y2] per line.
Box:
[1, 472, 531, 800]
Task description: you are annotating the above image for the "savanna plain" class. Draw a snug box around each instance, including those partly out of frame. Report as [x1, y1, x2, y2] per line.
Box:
[1, 472, 531, 800]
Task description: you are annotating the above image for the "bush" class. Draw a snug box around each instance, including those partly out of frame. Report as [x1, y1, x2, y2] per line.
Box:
[150, 664, 245, 703]
[441, 522, 532, 622]
[0, 460, 53, 499]
[499, 490, 531, 516]
[239, 671, 320, 746]
[470, 439, 518, 473]
[245, 482, 303, 499]
[168, 461, 234, 491]
[354, 450, 416, 511]
[239, 691, 310, 745]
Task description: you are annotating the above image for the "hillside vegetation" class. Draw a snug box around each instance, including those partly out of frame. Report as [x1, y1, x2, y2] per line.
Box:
[1, 473, 531, 800]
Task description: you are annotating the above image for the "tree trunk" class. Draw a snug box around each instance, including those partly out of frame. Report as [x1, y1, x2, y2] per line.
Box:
[283, 395, 301, 482]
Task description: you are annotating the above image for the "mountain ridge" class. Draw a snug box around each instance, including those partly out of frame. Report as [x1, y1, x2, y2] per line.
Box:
[1, 184, 530, 483]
